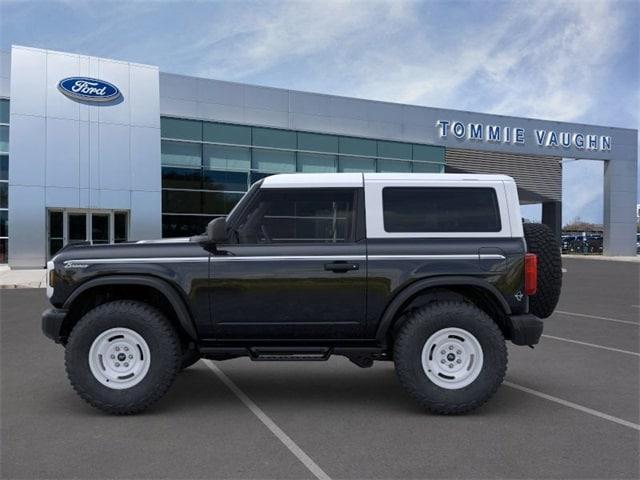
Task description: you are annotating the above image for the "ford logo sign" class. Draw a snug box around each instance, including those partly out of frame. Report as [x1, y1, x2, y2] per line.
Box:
[58, 77, 121, 102]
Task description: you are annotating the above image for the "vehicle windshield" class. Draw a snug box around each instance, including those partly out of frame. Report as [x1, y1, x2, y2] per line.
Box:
[226, 180, 262, 226]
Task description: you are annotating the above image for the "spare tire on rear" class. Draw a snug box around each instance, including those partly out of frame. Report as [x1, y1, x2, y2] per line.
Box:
[523, 223, 562, 318]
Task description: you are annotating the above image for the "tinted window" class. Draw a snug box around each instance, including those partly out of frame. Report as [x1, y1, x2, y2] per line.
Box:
[162, 190, 202, 214]
[161, 118, 202, 141]
[252, 127, 296, 149]
[383, 187, 501, 233]
[162, 215, 212, 238]
[161, 141, 201, 167]
[0, 155, 8, 180]
[0, 99, 9, 124]
[0, 182, 7, 208]
[203, 122, 250, 145]
[0, 210, 7, 237]
[203, 144, 250, 170]
[297, 153, 336, 172]
[339, 156, 376, 172]
[0, 126, 8, 154]
[0, 238, 7, 263]
[202, 170, 248, 191]
[252, 149, 295, 172]
[378, 141, 411, 160]
[114, 212, 128, 243]
[162, 167, 202, 189]
[235, 189, 357, 244]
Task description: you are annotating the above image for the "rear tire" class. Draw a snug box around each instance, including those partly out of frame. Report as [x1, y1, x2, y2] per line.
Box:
[394, 301, 507, 414]
[523, 223, 562, 318]
[65, 300, 182, 415]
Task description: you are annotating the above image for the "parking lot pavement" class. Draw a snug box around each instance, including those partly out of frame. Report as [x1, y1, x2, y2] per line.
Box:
[558, 257, 639, 323]
[1, 257, 638, 479]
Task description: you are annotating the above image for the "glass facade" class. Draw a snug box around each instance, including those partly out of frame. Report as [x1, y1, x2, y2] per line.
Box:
[0, 99, 8, 263]
[160, 117, 445, 237]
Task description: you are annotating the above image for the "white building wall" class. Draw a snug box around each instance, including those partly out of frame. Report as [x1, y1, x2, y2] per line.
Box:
[8, 46, 161, 267]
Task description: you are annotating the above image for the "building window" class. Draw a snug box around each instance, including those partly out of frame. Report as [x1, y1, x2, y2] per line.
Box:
[203, 122, 251, 145]
[0, 99, 9, 264]
[338, 156, 376, 172]
[159, 116, 445, 239]
[161, 117, 202, 141]
[0, 126, 8, 154]
[203, 144, 250, 171]
[252, 149, 296, 172]
[378, 159, 411, 173]
[114, 212, 128, 243]
[161, 140, 201, 167]
[378, 140, 411, 160]
[297, 153, 337, 173]
[46, 210, 129, 258]
[252, 127, 296, 149]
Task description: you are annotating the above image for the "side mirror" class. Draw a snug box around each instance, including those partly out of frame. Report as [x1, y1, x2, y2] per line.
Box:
[207, 217, 227, 244]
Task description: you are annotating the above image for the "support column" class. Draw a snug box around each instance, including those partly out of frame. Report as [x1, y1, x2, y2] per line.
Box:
[542, 201, 562, 242]
[603, 151, 638, 256]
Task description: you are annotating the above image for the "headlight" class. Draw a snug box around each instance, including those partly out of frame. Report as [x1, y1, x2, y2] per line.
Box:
[46, 261, 55, 299]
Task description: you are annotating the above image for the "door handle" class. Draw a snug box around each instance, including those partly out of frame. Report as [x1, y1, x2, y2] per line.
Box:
[324, 261, 359, 273]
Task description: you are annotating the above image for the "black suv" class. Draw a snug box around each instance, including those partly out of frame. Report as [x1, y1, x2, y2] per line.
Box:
[42, 173, 562, 414]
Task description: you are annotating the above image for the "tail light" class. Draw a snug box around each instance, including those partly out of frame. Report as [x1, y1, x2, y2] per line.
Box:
[524, 253, 537, 295]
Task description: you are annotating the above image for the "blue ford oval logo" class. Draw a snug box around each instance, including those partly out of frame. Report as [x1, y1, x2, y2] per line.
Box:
[58, 77, 121, 102]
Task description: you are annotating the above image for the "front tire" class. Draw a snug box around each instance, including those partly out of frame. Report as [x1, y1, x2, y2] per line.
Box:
[394, 301, 507, 414]
[65, 300, 182, 415]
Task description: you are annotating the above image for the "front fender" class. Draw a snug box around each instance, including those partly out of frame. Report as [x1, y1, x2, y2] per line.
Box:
[62, 275, 198, 339]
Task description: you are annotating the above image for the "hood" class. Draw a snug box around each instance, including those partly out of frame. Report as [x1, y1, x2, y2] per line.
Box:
[51, 237, 202, 264]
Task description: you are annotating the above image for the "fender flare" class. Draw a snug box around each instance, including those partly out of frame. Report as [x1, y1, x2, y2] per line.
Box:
[63, 275, 198, 339]
[375, 276, 512, 343]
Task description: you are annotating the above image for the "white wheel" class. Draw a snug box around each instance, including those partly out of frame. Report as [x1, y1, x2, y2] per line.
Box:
[88, 327, 151, 390]
[421, 327, 484, 390]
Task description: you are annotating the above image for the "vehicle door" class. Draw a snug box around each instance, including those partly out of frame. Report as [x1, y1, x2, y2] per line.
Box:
[210, 186, 367, 339]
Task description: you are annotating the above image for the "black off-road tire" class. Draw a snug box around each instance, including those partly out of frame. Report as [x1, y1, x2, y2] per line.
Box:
[394, 301, 507, 414]
[523, 223, 562, 318]
[65, 300, 182, 415]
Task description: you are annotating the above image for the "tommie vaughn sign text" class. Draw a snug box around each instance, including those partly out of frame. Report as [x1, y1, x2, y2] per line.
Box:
[436, 120, 612, 152]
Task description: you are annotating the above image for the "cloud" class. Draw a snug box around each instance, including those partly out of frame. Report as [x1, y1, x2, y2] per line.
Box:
[1, 0, 636, 223]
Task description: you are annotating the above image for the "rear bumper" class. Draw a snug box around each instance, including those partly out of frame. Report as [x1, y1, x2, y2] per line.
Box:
[507, 313, 543, 346]
[42, 308, 68, 344]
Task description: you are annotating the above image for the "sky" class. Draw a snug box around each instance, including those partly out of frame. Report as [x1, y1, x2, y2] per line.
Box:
[1, 0, 638, 224]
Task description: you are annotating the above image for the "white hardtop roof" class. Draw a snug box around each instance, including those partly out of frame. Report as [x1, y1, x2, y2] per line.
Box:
[261, 173, 515, 188]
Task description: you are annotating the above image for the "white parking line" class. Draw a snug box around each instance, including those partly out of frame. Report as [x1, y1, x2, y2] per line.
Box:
[542, 334, 640, 356]
[555, 310, 639, 326]
[204, 360, 331, 480]
[504, 382, 640, 431]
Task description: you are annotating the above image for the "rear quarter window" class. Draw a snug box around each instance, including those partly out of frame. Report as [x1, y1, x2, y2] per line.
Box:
[382, 187, 501, 233]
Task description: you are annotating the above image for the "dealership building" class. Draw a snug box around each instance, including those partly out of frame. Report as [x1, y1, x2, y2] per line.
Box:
[0, 45, 637, 267]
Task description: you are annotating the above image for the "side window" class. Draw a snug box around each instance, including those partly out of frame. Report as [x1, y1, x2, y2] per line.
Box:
[235, 188, 358, 244]
[383, 187, 501, 233]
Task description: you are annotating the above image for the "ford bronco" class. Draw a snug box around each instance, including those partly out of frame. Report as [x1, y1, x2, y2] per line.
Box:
[42, 173, 562, 414]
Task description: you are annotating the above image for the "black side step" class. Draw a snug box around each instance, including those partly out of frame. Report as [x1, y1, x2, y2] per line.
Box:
[249, 347, 332, 362]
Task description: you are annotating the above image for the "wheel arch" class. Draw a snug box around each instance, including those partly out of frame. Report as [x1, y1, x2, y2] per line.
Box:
[61, 275, 198, 342]
[375, 276, 512, 345]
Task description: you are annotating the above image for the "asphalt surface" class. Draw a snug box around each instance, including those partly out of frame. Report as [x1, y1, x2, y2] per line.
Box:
[1, 257, 638, 479]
